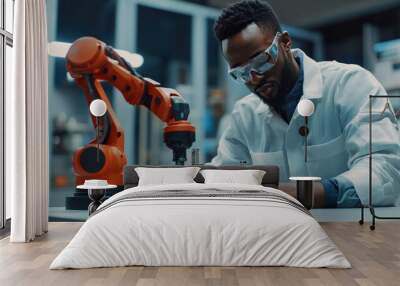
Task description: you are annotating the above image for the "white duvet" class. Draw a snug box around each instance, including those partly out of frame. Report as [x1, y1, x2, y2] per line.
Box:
[50, 183, 351, 269]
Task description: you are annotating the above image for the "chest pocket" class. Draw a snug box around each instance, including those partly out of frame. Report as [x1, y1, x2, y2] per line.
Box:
[306, 134, 348, 178]
[250, 150, 288, 182]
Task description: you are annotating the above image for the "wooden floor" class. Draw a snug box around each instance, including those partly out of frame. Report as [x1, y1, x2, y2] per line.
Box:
[0, 222, 399, 286]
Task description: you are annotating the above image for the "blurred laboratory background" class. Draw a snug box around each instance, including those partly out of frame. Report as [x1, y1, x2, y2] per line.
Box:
[47, 0, 400, 220]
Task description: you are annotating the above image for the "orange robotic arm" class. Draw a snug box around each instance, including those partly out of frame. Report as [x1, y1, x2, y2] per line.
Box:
[66, 37, 196, 187]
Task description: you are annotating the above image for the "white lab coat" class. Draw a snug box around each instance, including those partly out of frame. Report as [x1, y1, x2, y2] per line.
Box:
[211, 49, 400, 206]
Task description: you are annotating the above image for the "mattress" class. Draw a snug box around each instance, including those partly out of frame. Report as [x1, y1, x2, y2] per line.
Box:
[50, 183, 351, 269]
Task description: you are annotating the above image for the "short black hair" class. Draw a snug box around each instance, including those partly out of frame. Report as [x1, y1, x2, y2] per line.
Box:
[214, 0, 282, 41]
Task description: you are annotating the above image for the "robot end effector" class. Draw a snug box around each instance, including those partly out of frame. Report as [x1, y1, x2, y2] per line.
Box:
[164, 96, 196, 165]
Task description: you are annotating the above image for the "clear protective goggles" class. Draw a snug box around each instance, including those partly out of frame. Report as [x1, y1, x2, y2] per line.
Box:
[228, 32, 281, 83]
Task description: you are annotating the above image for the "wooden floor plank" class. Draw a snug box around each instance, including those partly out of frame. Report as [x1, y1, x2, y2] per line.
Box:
[0, 222, 399, 286]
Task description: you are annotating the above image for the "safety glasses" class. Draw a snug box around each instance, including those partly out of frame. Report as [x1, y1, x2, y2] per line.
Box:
[228, 32, 281, 83]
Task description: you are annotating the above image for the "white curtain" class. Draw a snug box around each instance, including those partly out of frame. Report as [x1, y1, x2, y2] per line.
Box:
[7, 0, 49, 242]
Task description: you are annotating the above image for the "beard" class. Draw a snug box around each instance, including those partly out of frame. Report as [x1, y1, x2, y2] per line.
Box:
[254, 56, 293, 112]
[254, 81, 281, 105]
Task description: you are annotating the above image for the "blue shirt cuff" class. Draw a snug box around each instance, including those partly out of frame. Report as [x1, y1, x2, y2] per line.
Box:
[334, 175, 362, 208]
[321, 178, 338, 208]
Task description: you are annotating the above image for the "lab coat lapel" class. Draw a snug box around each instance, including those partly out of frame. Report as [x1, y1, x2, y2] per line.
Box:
[290, 49, 323, 119]
[285, 49, 324, 176]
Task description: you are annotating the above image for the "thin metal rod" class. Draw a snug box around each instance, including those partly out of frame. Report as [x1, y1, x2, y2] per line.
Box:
[305, 116, 308, 162]
[96, 116, 99, 162]
[370, 95, 400, 98]
[361, 207, 364, 223]
[369, 96, 372, 208]
[369, 96, 375, 230]
[371, 214, 400, 220]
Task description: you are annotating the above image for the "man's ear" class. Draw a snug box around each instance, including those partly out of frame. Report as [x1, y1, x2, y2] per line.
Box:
[280, 31, 292, 51]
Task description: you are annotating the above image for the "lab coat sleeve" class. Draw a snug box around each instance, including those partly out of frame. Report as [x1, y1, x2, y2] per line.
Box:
[210, 111, 251, 165]
[335, 66, 400, 206]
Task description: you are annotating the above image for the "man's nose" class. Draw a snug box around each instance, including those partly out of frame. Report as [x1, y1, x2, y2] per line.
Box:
[247, 70, 264, 86]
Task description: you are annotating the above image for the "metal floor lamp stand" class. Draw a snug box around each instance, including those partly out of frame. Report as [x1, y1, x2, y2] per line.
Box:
[358, 95, 400, 230]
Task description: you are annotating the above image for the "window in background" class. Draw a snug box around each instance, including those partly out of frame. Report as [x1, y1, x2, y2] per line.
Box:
[291, 37, 315, 57]
[48, 0, 117, 221]
[203, 18, 227, 162]
[315, 5, 400, 94]
[136, 5, 192, 165]
[316, 8, 400, 67]
[321, 21, 363, 66]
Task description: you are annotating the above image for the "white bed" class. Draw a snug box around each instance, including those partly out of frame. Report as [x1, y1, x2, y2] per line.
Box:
[50, 183, 351, 269]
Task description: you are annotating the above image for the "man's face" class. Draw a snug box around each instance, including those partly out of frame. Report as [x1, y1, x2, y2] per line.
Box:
[222, 23, 289, 104]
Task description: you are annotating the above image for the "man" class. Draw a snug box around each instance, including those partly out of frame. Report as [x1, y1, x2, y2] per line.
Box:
[211, 0, 400, 208]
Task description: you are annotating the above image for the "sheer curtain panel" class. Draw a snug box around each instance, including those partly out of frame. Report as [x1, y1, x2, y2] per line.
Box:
[7, 0, 49, 242]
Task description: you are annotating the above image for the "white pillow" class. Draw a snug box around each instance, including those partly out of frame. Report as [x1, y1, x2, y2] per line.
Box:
[135, 167, 201, 186]
[200, 169, 266, 185]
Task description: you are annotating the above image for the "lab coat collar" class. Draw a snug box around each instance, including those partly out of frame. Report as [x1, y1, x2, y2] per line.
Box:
[292, 49, 323, 100]
[287, 49, 323, 129]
